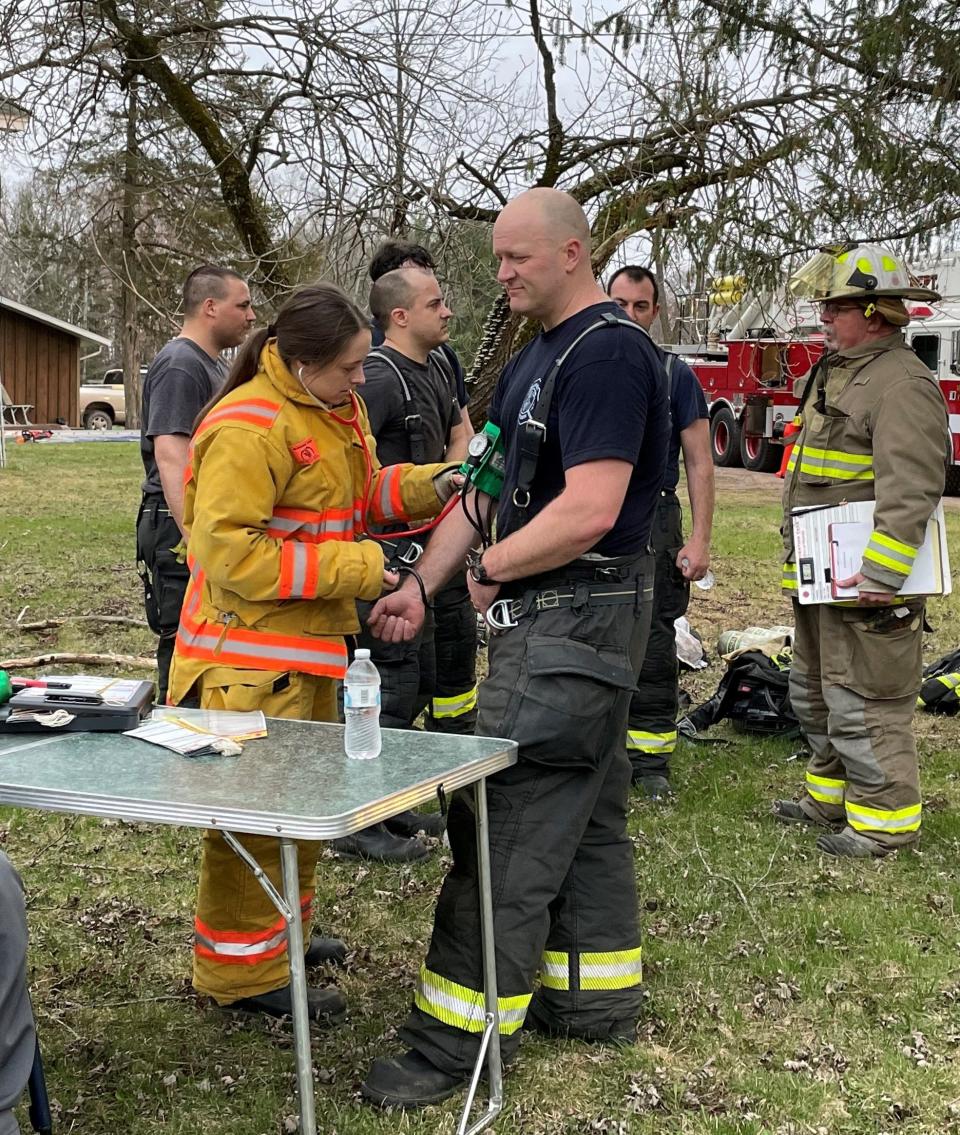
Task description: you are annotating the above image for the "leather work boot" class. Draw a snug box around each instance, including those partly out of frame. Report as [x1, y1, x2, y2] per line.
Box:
[634, 774, 674, 802]
[361, 1049, 467, 1108]
[304, 935, 347, 967]
[816, 827, 889, 858]
[772, 799, 844, 830]
[230, 983, 346, 1023]
[384, 808, 446, 839]
[330, 822, 430, 863]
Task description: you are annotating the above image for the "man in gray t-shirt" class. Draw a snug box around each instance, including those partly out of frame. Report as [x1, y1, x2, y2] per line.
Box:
[136, 266, 255, 702]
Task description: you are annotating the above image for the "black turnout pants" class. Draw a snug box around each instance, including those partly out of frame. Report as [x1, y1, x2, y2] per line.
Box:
[627, 491, 689, 777]
[401, 554, 654, 1075]
[136, 493, 189, 705]
[426, 572, 479, 735]
[355, 602, 436, 730]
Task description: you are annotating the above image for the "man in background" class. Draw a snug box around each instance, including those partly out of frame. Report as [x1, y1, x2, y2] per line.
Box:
[332, 265, 465, 861]
[775, 243, 947, 857]
[607, 265, 715, 799]
[367, 243, 479, 735]
[137, 266, 255, 702]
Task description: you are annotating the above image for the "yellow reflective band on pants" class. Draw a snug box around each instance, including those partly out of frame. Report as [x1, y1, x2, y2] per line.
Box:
[626, 729, 677, 754]
[846, 800, 922, 835]
[539, 948, 642, 992]
[414, 965, 530, 1035]
[806, 771, 845, 805]
[786, 446, 874, 481]
[581, 949, 643, 990]
[431, 685, 478, 719]
[862, 530, 916, 576]
[782, 562, 798, 591]
[539, 950, 569, 990]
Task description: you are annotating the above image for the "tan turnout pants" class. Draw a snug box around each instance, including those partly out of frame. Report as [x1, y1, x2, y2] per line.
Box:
[789, 600, 924, 850]
[191, 667, 336, 1005]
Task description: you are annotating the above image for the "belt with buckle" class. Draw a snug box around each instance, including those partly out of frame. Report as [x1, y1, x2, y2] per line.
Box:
[485, 579, 649, 632]
[379, 537, 424, 565]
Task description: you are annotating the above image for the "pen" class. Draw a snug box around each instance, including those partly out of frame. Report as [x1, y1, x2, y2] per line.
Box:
[11, 679, 72, 690]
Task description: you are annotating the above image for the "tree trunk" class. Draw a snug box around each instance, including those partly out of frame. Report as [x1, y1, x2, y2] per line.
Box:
[120, 76, 142, 431]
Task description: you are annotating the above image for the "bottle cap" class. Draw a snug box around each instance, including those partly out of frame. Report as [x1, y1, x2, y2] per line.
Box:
[354, 648, 371, 660]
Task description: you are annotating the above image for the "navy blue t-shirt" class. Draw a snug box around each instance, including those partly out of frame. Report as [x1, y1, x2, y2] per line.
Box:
[489, 301, 669, 556]
[663, 355, 709, 491]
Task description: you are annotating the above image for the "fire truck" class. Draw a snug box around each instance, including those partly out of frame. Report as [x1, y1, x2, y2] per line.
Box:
[676, 260, 960, 490]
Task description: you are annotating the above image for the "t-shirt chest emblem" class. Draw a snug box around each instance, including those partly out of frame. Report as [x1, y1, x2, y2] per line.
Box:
[290, 438, 320, 465]
[518, 379, 542, 425]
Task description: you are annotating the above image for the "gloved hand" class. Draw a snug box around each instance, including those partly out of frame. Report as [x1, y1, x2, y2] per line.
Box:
[433, 464, 465, 504]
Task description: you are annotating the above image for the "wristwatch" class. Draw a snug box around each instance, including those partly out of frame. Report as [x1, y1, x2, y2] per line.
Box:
[467, 550, 501, 586]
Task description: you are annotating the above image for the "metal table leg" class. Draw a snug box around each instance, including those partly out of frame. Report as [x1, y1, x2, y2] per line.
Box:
[457, 777, 503, 1135]
[222, 831, 316, 1135]
[281, 838, 316, 1135]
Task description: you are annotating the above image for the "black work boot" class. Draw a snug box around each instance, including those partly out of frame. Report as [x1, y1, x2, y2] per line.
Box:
[304, 935, 347, 967]
[230, 983, 346, 1023]
[330, 822, 430, 862]
[361, 1049, 467, 1108]
[816, 827, 889, 858]
[634, 773, 674, 802]
[384, 808, 446, 838]
[772, 799, 844, 830]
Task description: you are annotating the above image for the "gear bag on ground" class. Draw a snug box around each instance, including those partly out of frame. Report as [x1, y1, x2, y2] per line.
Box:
[679, 647, 798, 736]
[917, 647, 960, 714]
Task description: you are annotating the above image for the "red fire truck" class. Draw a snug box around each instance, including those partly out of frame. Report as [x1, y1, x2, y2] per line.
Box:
[677, 261, 960, 489]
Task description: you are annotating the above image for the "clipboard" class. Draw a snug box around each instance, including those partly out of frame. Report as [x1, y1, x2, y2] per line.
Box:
[792, 499, 951, 604]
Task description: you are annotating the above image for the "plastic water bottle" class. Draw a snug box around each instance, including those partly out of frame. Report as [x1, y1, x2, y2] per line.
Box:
[693, 569, 716, 591]
[343, 649, 382, 759]
[682, 558, 716, 591]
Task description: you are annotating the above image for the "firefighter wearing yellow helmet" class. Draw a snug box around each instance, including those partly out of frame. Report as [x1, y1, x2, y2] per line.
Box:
[775, 242, 949, 857]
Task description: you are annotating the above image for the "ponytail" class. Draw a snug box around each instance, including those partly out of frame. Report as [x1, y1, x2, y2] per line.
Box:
[192, 327, 271, 432]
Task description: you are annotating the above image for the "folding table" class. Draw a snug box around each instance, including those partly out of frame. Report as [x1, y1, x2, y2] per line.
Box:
[0, 721, 517, 1134]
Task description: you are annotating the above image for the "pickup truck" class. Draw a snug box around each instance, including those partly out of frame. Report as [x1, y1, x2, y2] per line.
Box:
[78, 367, 148, 429]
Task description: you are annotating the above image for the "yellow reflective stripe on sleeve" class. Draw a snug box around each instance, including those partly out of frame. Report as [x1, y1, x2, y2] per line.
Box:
[580, 948, 643, 991]
[539, 950, 569, 990]
[626, 730, 677, 753]
[806, 772, 845, 804]
[862, 530, 917, 576]
[787, 445, 874, 481]
[414, 965, 530, 1035]
[782, 562, 798, 591]
[845, 800, 922, 834]
[431, 686, 478, 719]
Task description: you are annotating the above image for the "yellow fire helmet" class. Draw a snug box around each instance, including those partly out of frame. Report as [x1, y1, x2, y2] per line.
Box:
[788, 243, 940, 302]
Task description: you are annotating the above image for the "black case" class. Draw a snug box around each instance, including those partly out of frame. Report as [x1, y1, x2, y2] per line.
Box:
[0, 680, 155, 733]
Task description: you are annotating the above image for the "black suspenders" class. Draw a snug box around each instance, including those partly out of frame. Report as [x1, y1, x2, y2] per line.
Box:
[366, 349, 427, 465]
[510, 313, 661, 526]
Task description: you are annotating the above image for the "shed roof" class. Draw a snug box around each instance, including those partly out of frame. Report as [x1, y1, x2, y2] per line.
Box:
[0, 295, 111, 348]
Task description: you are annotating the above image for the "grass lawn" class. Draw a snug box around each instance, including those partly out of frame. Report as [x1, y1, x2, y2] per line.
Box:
[2, 444, 960, 1134]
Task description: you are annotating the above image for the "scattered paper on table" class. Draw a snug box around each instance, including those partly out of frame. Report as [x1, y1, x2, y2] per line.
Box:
[125, 719, 235, 756]
[150, 707, 267, 740]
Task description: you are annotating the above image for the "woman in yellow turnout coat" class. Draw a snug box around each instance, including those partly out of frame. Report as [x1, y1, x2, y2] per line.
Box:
[169, 284, 453, 1021]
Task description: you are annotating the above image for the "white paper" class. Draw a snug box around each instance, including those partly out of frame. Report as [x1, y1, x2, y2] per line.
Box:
[150, 706, 267, 740]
